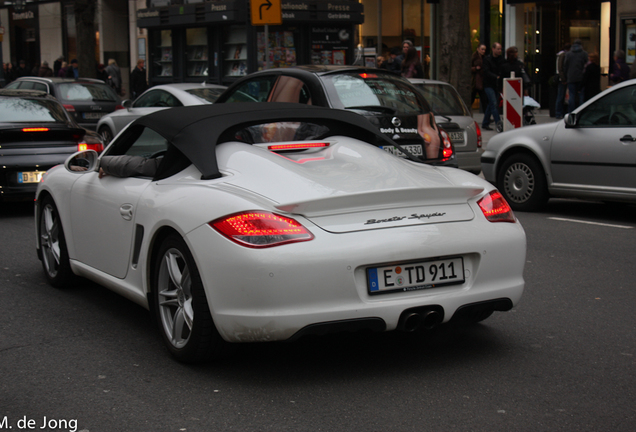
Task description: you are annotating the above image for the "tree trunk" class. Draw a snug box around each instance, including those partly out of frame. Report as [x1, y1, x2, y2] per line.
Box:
[438, 1, 472, 108]
[74, 0, 97, 79]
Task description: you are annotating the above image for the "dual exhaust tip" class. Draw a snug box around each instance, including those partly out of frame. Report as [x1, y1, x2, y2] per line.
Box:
[398, 308, 443, 332]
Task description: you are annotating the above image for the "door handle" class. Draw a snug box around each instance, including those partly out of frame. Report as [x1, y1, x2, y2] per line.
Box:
[619, 135, 636, 142]
[120, 204, 133, 221]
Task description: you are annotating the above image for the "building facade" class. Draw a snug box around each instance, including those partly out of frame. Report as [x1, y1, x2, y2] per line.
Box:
[1, 0, 634, 109]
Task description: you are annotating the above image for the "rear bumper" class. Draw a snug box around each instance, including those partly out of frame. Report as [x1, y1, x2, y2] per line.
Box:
[456, 148, 484, 173]
[186, 216, 526, 343]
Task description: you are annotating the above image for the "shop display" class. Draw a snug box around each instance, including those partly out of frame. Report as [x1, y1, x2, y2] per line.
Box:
[187, 28, 209, 77]
[224, 26, 248, 77]
[257, 30, 297, 70]
[154, 30, 174, 77]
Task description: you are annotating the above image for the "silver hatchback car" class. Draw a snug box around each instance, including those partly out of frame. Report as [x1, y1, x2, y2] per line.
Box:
[481, 79, 636, 211]
[409, 78, 483, 173]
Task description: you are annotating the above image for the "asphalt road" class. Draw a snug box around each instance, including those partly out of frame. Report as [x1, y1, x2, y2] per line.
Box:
[1, 199, 635, 432]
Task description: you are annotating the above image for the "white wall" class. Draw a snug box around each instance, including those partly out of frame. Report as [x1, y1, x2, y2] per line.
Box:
[38, 2, 64, 66]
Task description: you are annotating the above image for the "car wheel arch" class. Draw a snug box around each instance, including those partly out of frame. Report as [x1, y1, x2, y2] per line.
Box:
[495, 145, 552, 186]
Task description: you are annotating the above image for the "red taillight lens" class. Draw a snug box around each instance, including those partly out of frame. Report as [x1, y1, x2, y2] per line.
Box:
[478, 191, 516, 223]
[63, 104, 76, 112]
[439, 129, 454, 160]
[115, 105, 124, 110]
[22, 127, 49, 132]
[78, 142, 104, 152]
[210, 211, 314, 248]
[359, 73, 378, 79]
[268, 142, 330, 151]
[474, 121, 482, 148]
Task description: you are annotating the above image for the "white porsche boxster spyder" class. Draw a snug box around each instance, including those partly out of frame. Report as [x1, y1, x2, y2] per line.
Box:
[35, 103, 526, 363]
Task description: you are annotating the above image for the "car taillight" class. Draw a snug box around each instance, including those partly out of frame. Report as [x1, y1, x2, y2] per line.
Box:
[439, 129, 454, 161]
[78, 142, 104, 152]
[63, 104, 76, 112]
[115, 105, 124, 110]
[210, 211, 314, 248]
[22, 127, 49, 132]
[474, 121, 482, 148]
[359, 73, 378, 79]
[478, 191, 516, 223]
[268, 142, 330, 151]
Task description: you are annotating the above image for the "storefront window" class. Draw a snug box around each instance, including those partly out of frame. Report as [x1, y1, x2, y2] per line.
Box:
[258, 29, 298, 70]
[153, 30, 173, 77]
[187, 28, 208, 77]
[311, 27, 349, 65]
[224, 25, 247, 77]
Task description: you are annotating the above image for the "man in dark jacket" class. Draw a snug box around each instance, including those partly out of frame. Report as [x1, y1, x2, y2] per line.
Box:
[65, 59, 79, 79]
[555, 43, 571, 119]
[563, 39, 588, 113]
[481, 42, 504, 131]
[130, 59, 149, 99]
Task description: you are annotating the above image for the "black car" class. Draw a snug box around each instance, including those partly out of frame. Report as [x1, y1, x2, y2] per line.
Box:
[4, 77, 123, 130]
[215, 66, 456, 167]
[0, 89, 104, 201]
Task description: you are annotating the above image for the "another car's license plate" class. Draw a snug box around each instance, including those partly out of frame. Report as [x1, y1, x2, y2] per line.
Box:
[382, 144, 423, 158]
[449, 131, 464, 142]
[367, 257, 464, 294]
[18, 171, 46, 184]
[83, 112, 104, 119]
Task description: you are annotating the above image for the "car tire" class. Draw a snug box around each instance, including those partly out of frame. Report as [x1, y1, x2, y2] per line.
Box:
[38, 195, 76, 288]
[498, 153, 548, 212]
[152, 233, 226, 363]
[99, 126, 114, 146]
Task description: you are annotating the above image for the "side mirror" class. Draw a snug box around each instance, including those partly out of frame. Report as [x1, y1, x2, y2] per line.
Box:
[123, 99, 133, 109]
[563, 113, 577, 128]
[65, 150, 99, 174]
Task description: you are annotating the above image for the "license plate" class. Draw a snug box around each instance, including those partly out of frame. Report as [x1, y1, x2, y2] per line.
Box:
[83, 112, 104, 119]
[367, 257, 464, 294]
[18, 171, 46, 184]
[449, 131, 464, 142]
[382, 144, 423, 158]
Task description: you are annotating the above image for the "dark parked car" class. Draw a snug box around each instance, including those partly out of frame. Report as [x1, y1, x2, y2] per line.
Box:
[215, 66, 457, 167]
[4, 77, 123, 130]
[409, 78, 484, 174]
[0, 89, 104, 201]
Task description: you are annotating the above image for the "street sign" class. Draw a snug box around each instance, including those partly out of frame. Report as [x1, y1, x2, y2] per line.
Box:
[251, 0, 282, 26]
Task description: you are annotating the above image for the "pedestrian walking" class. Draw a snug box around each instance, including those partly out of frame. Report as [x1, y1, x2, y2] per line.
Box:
[15, 60, 30, 78]
[53, 56, 64, 77]
[554, 43, 570, 119]
[105, 59, 123, 96]
[481, 42, 504, 131]
[563, 39, 588, 113]
[65, 59, 79, 79]
[609, 49, 630, 85]
[471, 44, 487, 113]
[583, 52, 601, 102]
[387, 47, 402, 73]
[130, 59, 149, 99]
[38, 61, 54, 77]
[401, 45, 424, 79]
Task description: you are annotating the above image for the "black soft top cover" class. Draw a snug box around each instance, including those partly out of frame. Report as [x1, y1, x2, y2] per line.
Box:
[133, 103, 399, 180]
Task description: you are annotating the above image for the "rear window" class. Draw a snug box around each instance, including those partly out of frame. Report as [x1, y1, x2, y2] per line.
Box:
[323, 73, 430, 115]
[58, 83, 118, 102]
[233, 122, 329, 144]
[412, 83, 470, 116]
[185, 87, 225, 104]
[0, 97, 70, 123]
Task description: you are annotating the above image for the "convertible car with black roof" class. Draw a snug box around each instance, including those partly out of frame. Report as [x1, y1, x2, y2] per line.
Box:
[35, 103, 526, 363]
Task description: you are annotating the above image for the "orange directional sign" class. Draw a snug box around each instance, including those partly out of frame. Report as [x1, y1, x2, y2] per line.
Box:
[251, 0, 282, 26]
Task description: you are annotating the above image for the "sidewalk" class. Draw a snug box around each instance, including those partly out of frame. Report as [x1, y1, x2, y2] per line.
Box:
[471, 108, 557, 146]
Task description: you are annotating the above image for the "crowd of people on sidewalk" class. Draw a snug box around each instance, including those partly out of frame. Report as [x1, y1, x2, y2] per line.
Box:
[2, 57, 149, 100]
[376, 39, 430, 79]
[471, 39, 636, 127]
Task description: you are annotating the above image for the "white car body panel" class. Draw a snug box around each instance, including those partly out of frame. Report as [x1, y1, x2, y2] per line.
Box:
[37, 123, 526, 344]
